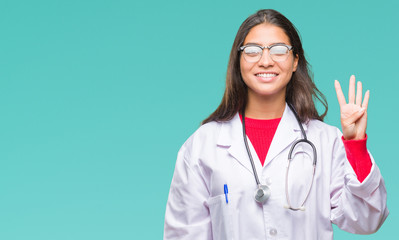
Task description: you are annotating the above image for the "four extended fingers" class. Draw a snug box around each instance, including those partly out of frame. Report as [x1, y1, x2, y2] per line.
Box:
[335, 75, 369, 110]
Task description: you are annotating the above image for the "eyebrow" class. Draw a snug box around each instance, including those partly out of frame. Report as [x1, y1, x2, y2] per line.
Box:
[244, 42, 287, 46]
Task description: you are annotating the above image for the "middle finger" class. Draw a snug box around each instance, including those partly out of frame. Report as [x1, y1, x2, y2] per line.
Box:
[348, 75, 356, 104]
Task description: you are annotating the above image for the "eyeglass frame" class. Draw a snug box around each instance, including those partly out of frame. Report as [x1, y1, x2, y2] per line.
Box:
[238, 43, 293, 63]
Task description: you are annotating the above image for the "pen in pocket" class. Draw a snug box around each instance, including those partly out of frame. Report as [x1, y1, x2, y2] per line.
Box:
[224, 184, 228, 204]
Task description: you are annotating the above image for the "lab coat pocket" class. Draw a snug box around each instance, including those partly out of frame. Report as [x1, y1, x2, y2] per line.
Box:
[207, 194, 234, 240]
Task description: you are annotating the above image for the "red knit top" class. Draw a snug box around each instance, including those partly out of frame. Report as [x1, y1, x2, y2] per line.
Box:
[240, 115, 372, 183]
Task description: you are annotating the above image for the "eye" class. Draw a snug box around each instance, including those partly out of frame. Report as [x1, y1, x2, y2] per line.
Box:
[244, 46, 262, 56]
[270, 45, 289, 56]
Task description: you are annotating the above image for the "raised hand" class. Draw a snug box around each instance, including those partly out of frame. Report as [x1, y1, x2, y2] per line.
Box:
[334, 75, 369, 140]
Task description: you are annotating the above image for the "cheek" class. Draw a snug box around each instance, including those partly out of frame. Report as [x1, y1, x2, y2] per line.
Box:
[239, 58, 245, 74]
[240, 58, 252, 76]
[282, 60, 297, 74]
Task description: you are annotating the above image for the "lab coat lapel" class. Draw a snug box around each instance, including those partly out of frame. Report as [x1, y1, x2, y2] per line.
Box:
[264, 104, 306, 167]
[217, 113, 254, 175]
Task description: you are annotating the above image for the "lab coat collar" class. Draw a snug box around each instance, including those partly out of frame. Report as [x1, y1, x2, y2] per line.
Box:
[217, 103, 308, 174]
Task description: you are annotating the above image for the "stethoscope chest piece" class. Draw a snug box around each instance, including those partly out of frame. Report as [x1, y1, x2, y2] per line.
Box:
[254, 184, 271, 204]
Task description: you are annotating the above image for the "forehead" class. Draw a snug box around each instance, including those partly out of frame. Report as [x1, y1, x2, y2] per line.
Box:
[243, 23, 291, 45]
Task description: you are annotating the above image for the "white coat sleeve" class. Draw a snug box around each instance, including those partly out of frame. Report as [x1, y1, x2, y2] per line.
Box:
[164, 138, 212, 240]
[330, 129, 389, 234]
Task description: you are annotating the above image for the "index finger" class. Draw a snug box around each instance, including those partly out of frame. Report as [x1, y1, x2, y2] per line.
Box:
[334, 80, 347, 107]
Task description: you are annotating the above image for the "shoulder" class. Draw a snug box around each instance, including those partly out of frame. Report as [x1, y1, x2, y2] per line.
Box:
[179, 119, 231, 157]
[307, 119, 343, 138]
[305, 120, 346, 159]
[192, 120, 224, 142]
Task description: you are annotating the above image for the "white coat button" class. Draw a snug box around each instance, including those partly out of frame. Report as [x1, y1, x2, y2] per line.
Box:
[265, 177, 272, 185]
[269, 228, 277, 236]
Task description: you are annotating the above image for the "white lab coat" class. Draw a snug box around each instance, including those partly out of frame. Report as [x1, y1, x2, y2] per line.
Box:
[164, 104, 388, 240]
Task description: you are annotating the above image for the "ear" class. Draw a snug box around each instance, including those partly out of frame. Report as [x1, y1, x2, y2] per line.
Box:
[293, 54, 299, 72]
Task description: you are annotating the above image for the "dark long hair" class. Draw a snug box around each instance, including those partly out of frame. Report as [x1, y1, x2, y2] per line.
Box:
[202, 9, 327, 124]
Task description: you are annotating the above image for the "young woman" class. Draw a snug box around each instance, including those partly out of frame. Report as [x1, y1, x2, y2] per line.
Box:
[164, 9, 388, 239]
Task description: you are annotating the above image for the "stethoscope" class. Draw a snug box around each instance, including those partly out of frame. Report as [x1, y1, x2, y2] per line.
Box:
[241, 103, 317, 211]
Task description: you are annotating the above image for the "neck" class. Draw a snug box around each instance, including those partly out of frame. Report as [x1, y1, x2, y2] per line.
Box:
[245, 93, 286, 119]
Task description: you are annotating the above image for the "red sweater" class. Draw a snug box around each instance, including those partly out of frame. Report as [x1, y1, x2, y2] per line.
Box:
[240, 115, 372, 183]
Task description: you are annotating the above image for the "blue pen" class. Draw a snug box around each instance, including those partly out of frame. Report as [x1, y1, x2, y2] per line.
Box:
[224, 184, 228, 204]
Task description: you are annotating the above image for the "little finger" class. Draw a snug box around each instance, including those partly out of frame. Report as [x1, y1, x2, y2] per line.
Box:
[362, 90, 370, 110]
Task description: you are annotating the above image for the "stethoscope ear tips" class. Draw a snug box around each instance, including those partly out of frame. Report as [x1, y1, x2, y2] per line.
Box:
[283, 205, 290, 209]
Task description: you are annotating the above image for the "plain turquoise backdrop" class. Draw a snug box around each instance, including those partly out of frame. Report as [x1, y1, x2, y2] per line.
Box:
[0, 0, 397, 239]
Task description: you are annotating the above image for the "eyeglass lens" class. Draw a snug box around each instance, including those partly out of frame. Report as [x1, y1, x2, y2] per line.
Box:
[243, 45, 290, 62]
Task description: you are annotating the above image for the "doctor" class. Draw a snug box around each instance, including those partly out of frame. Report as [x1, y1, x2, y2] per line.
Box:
[164, 9, 388, 240]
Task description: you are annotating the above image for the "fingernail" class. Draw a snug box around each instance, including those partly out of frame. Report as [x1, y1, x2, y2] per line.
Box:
[359, 107, 365, 113]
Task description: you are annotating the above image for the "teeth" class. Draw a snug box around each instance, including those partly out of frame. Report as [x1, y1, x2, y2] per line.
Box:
[256, 73, 277, 78]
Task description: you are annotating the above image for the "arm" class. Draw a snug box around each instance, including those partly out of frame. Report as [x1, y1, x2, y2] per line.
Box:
[342, 136, 372, 182]
[331, 76, 388, 233]
[330, 133, 388, 234]
[164, 139, 212, 240]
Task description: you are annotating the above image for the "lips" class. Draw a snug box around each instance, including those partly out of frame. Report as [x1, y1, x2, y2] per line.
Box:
[255, 72, 279, 81]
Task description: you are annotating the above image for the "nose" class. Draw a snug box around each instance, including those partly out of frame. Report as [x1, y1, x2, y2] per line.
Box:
[258, 49, 274, 67]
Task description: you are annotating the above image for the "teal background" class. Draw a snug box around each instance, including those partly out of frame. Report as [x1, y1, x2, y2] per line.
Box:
[0, 0, 397, 239]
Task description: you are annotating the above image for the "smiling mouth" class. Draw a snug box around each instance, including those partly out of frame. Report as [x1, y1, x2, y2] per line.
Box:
[255, 73, 278, 78]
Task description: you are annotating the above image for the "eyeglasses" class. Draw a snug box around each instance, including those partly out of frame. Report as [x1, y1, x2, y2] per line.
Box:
[238, 43, 293, 63]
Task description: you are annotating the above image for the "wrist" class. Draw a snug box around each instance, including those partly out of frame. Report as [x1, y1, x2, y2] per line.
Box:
[342, 134, 368, 142]
[343, 133, 366, 141]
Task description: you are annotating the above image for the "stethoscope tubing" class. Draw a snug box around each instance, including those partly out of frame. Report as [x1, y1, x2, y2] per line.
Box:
[241, 113, 261, 186]
[241, 103, 317, 209]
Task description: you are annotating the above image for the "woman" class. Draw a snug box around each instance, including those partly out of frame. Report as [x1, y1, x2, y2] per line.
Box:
[164, 9, 388, 239]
